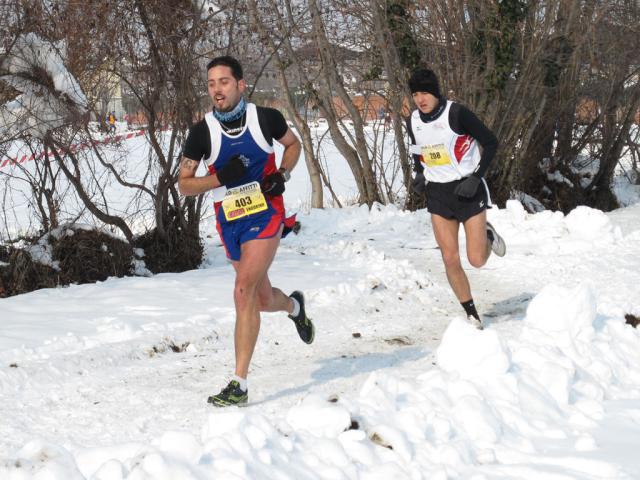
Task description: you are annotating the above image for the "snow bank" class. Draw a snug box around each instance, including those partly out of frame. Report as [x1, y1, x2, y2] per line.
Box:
[3, 280, 639, 479]
[353, 283, 640, 478]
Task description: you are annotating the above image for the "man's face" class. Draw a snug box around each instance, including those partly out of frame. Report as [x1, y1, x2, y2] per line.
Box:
[207, 65, 246, 112]
[412, 91, 439, 114]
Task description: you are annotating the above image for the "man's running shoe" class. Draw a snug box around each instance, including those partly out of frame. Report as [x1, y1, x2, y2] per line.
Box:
[288, 291, 315, 344]
[207, 380, 248, 407]
[486, 222, 506, 257]
[467, 315, 484, 330]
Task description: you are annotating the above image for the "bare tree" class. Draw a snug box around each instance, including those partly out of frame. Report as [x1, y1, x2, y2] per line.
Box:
[3, 0, 639, 261]
[246, 0, 325, 208]
[403, 0, 640, 212]
[0, 1, 230, 270]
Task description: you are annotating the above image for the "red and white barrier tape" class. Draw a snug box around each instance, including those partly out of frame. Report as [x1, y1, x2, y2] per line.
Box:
[0, 128, 150, 170]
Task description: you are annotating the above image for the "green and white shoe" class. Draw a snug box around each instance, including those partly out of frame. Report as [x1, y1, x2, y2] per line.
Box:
[207, 380, 248, 407]
[289, 291, 315, 344]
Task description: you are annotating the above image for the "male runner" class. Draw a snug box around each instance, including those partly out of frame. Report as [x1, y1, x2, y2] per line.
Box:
[178, 56, 314, 406]
[407, 68, 506, 328]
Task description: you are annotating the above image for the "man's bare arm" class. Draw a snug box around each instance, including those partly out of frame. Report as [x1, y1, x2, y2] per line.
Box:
[178, 156, 222, 196]
[276, 128, 302, 172]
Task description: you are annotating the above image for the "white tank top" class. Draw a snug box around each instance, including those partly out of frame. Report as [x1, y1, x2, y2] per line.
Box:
[409, 101, 481, 183]
[202, 103, 272, 202]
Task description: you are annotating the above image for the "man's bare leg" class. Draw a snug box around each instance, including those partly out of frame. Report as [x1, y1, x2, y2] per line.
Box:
[462, 210, 490, 268]
[252, 249, 314, 344]
[255, 272, 293, 314]
[231, 231, 281, 379]
[431, 214, 472, 302]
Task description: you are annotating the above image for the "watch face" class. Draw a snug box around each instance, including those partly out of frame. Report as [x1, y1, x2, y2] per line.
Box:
[280, 169, 291, 181]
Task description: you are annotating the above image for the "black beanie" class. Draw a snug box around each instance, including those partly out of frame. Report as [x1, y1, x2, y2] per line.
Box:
[408, 68, 441, 97]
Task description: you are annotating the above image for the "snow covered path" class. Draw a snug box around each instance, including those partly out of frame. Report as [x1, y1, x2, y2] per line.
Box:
[1, 202, 640, 479]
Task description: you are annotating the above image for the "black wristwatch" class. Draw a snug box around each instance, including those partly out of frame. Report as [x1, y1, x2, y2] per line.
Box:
[278, 167, 291, 182]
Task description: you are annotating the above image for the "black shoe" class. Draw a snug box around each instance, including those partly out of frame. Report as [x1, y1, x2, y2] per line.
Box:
[207, 380, 248, 407]
[288, 291, 315, 344]
[486, 222, 506, 257]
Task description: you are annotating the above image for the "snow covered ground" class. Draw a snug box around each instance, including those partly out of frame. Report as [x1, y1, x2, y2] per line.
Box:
[1, 129, 640, 479]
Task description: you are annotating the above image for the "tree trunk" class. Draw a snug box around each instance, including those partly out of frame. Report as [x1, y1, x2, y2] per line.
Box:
[308, 0, 381, 205]
[248, 0, 324, 208]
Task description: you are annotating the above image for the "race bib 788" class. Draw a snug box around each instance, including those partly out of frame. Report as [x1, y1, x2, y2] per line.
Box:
[421, 144, 451, 167]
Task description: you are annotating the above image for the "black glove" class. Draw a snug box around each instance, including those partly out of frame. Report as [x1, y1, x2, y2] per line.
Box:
[261, 172, 286, 196]
[411, 172, 426, 195]
[216, 154, 247, 185]
[454, 174, 481, 198]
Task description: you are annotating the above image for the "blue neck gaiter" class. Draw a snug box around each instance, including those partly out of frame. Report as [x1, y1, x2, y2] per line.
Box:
[213, 97, 247, 123]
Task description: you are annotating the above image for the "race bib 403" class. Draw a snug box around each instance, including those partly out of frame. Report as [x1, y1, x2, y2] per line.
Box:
[222, 181, 268, 221]
[421, 144, 451, 167]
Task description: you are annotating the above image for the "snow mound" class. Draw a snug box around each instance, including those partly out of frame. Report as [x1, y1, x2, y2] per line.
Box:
[286, 394, 352, 437]
[436, 318, 511, 378]
[524, 284, 597, 338]
[564, 206, 613, 241]
[351, 284, 640, 476]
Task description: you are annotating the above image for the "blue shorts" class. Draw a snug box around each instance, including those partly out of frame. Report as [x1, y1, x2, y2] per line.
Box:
[216, 212, 283, 261]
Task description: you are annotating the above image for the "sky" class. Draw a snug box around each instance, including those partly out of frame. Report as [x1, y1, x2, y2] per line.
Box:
[1, 124, 640, 478]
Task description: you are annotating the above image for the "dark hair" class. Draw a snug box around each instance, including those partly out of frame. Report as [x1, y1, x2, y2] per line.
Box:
[206, 56, 243, 80]
[408, 68, 441, 97]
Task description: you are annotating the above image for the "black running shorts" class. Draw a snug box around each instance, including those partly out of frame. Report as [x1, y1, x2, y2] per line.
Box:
[426, 178, 490, 222]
